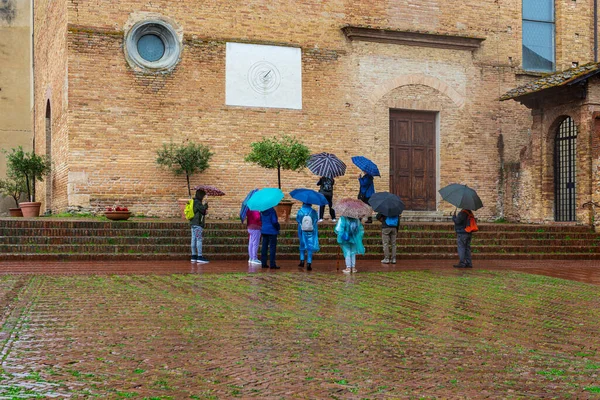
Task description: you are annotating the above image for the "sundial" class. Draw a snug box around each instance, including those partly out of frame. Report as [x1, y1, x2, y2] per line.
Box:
[226, 42, 302, 109]
[248, 61, 282, 95]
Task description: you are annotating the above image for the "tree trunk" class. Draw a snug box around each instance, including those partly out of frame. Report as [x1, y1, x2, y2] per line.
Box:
[277, 164, 281, 189]
[186, 174, 191, 197]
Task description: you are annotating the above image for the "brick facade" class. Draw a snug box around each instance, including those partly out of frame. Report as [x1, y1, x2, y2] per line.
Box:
[32, 0, 600, 221]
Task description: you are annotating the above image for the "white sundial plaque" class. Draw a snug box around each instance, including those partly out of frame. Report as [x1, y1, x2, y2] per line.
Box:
[226, 42, 302, 110]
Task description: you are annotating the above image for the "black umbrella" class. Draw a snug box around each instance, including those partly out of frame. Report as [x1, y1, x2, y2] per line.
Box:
[439, 184, 483, 211]
[368, 192, 405, 216]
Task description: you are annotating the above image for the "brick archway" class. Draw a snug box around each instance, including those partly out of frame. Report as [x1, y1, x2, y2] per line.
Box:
[369, 73, 465, 108]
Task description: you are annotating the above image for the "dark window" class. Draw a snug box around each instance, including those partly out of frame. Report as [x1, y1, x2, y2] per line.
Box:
[137, 34, 165, 62]
[522, 0, 555, 72]
[554, 117, 577, 222]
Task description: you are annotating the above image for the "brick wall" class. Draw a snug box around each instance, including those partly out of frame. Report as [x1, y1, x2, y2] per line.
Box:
[33, 0, 600, 220]
[33, 0, 68, 213]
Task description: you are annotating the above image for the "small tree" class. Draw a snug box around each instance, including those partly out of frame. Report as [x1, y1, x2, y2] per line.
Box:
[156, 141, 214, 197]
[0, 176, 26, 208]
[244, 135, 310, 189]
[3, 147, 51, 202]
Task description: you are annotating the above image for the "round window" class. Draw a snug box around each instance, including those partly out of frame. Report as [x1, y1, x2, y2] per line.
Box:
[137, 34, 165, 62]
[125, 20, 181, 71]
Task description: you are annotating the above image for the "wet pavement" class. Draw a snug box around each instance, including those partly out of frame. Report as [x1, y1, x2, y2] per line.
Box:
[1, 258, 599, 285]
[1, 259, 600, 397]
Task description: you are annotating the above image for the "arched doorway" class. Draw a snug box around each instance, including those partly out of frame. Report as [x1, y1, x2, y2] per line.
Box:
[554, 117, 577, 221]
[45, 100, 52, 213]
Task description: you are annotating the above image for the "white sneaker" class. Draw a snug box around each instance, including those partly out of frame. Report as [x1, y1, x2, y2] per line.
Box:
[352, 267, 357, 273]
[331, 219, 337, 222]
[318, 219, 324, 222]
[249, 259, 262, 265]
[381, 258, 390, 264]
[342, 267, 352, 274]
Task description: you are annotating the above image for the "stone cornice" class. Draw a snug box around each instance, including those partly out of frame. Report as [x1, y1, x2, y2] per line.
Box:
[341, 26, 485, 51]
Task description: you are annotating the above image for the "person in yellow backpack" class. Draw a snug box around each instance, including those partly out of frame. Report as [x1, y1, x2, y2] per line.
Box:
[190, 189, 209, 264]
[452, 208, 475, 268]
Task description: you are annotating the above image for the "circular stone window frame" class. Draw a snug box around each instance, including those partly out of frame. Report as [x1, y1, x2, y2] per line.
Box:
[124, 19, 182, 72]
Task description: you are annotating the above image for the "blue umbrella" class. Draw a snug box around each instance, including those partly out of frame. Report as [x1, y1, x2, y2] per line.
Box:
[290, 188, 329, 206]
[239, 188, 258, 221]
[246, 188, 284, 212]
[351, 156, 381, 177]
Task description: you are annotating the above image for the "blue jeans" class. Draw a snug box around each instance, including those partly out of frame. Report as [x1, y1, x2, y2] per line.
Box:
[457, 233, 472, 266]
[191, 226, 203, 257]
[261, 234, 278, 267]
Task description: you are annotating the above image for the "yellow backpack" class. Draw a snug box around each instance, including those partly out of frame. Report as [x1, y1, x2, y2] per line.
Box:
[184, 199, 195, 220]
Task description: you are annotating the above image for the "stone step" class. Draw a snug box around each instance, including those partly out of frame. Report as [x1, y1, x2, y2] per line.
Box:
[3, 252, 600, 261]
[1, 218, 598, 261]
[3, 243, 600, 255]
[2, 236, 599, 247]
[0, 218, 594, 233]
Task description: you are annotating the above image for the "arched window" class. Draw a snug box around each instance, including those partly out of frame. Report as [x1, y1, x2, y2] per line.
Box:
[554, 117, 577, 221]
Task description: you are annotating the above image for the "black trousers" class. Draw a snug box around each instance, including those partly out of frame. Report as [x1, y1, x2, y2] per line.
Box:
[319, 194, 336, 219]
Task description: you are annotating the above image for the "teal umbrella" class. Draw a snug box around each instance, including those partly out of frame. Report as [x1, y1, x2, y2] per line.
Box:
[246, 188, 284, 212]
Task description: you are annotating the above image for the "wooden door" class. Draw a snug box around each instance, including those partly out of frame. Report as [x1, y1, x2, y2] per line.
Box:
[389, 110, 436, 210]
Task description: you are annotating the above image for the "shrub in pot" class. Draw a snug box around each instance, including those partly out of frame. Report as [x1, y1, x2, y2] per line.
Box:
[244, 135, 310, 221]
[0, 176, 26, 217]
[156, 141, 213, 218]
[3, 147, 51, 217]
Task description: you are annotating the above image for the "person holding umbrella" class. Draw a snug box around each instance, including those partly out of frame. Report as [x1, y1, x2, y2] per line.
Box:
[352, 156, 380, 224]
[369, 192, 406, 265]
[290, 189, 327, 271]
[316, 176, 336, 222]
[240, 189, 261, 265]
[334, 198, 369, 273]
[307, 152, 346, 223]
[246, 188, 285, 270]
[439, 184, 482, 269]
[260, 207, 280, 269]
[296, 202, 320, 271]
[190, 189, 209, 264]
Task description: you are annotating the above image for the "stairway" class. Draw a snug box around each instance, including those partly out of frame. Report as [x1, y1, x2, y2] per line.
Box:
[1, 218, 599, 261]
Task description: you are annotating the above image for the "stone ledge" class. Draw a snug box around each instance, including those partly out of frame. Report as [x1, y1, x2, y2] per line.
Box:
[341, 26, 485, 51]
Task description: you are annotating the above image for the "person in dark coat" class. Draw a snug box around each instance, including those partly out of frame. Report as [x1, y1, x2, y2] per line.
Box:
[316, 176, 336, 222]
[260, 207, 280, 269]
[190, 189, 209, 264]
[358, 173, 375, 223]
[452, 209, 474, 268]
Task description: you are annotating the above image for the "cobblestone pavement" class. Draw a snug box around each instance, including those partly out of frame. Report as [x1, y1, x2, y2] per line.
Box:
[0, 260, 599, 398]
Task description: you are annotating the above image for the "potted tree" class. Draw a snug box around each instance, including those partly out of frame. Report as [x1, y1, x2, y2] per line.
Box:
[244, 135, 310, 221]
[156, 141, 213, 219]
[0, 175, 26, 217]
[3, 147, 51, 217]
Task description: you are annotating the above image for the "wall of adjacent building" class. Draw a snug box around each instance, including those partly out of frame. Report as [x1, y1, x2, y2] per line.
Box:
[0, 0, 32, 213]
[33, 0, 69, 213]
[33, 0, 600, 220]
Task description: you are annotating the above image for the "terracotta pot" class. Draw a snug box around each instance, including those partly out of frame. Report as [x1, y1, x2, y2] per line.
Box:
[105, 211, 131, 221]
[274, 201, 293, 223]
[9, 208, 23, 217]
[20, 202, 42, 217]
[178, 198, 191, 220]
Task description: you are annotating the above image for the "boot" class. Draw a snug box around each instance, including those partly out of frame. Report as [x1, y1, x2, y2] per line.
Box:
[306, 263, 312, 271]
[298, 260, 305, 268]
